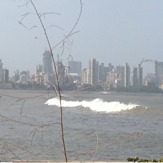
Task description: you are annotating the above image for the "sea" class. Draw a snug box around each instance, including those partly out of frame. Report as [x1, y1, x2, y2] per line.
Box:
[0, 89, 163, 161]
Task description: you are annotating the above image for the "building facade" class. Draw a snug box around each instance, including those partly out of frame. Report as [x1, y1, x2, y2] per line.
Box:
[133, 64, 143, 90]
[123, 63, 130, 88]
[42, 50, 53, 75]
[155, 60, 163, 87]
[88, 58, 99, 85]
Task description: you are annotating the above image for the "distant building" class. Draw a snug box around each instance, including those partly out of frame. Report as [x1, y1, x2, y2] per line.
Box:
[2, 69, 9, 83]
[0, 59, 3, 82]
[155, 60, 163, 87]
[106, 69, 118, 89]
[17, 70, 31, 85]
[67, 60, 82, 82]
[35, 64, 43, 85]
[133, 64, 143, 89]
[11, 70, 19, 84]
[0, 59, 3, 70]
[144, 73, 155, 87]
[99, 63, 109, 84]
[88, 58, 99, 85]
[68, 61, 82, 75]
[82, 68, 89, 84]
[56, 61, 65, 86]
[123, 63, 130, 88]
[116, 66, 124, 88]
[42, 50, 53, 75]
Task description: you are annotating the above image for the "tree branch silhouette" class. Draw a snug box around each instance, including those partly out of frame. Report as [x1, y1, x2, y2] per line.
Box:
[28, 0, 83, 161]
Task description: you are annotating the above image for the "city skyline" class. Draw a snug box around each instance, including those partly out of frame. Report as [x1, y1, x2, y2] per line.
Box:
[1, 0, 163, 74]
[0, 55, 160, 77]
[1, 53, 163, 91]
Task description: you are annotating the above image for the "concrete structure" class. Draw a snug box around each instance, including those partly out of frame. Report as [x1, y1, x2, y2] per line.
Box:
[88, 58, 99, 85]
[99, 63, 109, 84]
[155, 60, 163, 87]
[42, 50, 53, 75]
[133, 64, 143, 89]
[123, 63, 130, 88]
[56, 61, 65, 86]
[2, 69, 9, 83]
[0, 59, 3, 82]
[106, 69, 118, 89]
[116, 66, 124, 88]
[68, 61, 82, 75]
[35, 64, 43, 85]
[82, 68, 89, 84]
[67, 60, 82, 83]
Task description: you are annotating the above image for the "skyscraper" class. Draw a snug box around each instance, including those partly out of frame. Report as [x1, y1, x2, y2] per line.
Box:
[2, 69, 9, 83]
[155, 60, 163, 87]
[68, 61, 82, 75]
[133, 64, 143, 89]
[88, 58, 99, 85]
[123, 63, 130, 88]
[42, 50, 53, 75]
[0, 59, 3, 82]
[82, 68, 89, 84]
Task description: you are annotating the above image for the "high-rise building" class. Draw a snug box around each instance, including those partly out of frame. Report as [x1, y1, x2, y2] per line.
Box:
[155, 60, 163, 87]
[106, 69, 118, 89]
[0, 59, 3, 82]
[68, 61, 82, 75]
[133, 64, 143, 89]
[64, 61, 82, 83]
[123, 63, 130, 88]
[2, 69, 9, 83]
[42, 50, 53, 75]
[35, 64, 43, 85]
[56, 61, 65, 86]
[82, 68, 89, 84]
[11, 70, 20, 84]
[99, 63, 109, 84]
[88, 58, 99, 85]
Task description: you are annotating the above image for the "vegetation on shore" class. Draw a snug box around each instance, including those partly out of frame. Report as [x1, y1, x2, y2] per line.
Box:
[127, 157, 163, 162]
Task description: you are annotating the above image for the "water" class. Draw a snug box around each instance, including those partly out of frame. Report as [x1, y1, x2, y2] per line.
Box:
[0, 89, 163, 161]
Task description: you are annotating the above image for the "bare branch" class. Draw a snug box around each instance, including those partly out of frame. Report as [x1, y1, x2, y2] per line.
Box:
[39, 12, 61, 17]
[20, 100, 26, 118]
[17, 0, 30, 7]
[46, 24, 64, 31]
[52, 0, 83, 50]
[30, 128, 39, 145]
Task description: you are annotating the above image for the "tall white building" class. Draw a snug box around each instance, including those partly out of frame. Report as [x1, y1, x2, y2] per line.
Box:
[88, 58, 99, 85]
[2, 69, 9, 83]
[35, 64, 43, 85]
[82, 68, 89, 84]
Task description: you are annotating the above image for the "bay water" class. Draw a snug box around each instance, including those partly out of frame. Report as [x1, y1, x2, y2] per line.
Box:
[0, 89, 163, 161]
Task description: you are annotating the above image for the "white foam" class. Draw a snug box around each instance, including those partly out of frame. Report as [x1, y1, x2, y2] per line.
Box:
[45, 97, 140, 113]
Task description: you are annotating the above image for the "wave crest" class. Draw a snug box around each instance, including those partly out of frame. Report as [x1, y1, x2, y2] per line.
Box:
[45, 98, 140, 113]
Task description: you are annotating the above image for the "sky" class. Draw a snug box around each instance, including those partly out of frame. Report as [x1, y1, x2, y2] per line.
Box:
[1, 0, 163, 75]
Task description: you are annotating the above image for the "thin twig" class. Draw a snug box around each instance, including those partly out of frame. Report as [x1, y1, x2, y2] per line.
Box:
[29, 0, 68, 161]
[20, 100, 26, 118]
[52, 0, 83, 50]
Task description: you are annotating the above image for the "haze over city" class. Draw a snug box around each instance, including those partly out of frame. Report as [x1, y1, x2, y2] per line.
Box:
[1, 0, 163, 74]
[1, 1, 163, 161]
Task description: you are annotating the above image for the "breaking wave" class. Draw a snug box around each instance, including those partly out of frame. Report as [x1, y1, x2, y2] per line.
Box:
[45, 98, 140, 113]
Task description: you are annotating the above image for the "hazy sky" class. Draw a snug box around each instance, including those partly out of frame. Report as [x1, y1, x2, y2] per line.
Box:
[1, 0, 163, 74]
